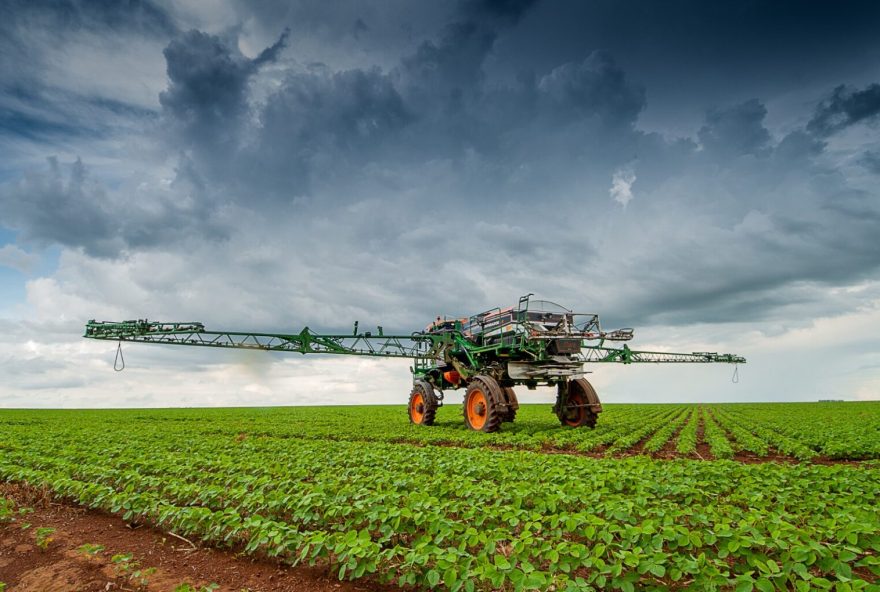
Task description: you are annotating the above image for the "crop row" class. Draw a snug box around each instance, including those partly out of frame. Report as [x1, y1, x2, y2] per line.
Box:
[543, 405, 686, 453]
[701, 411, 734, 460]
[719, 408, 818, 461]
[711, 408, 770, 456]
[602, 407, 686, 455]
[675, 407, 700, 455]
[641, 408, 691, 453]
[1, 411, 880, 591]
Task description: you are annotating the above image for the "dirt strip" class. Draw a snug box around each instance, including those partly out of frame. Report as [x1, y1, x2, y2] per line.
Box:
[693, 408, 714, 461]
[0, 483, 396, 592]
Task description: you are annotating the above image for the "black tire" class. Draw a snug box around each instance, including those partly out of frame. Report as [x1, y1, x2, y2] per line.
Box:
[408, 380, 438, 425]
[556, 378, 600, 428]
[501, 387, 519, 423]
[462, 376, 503, 433]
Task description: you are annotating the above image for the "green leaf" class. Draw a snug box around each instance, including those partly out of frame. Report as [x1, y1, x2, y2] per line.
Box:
[426, 569, 440, 587]
[443, 567, 457, 587]
[525, 572, 547, 589]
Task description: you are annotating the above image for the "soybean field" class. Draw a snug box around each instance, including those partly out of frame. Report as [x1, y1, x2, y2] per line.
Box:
[1, 403, 879, 591]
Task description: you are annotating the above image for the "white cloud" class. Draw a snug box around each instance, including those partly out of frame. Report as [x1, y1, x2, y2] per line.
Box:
[39, 31, 168, 111]
[610, 167, 636, 207]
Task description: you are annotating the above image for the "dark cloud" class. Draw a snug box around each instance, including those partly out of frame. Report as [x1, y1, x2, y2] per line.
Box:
[459, 0, 538, 25]
[396, 0, 536, 116]
[698, 99, 771, 158]
[860, 150, 880, 174]
[0, 157, 227, 258]
[536, 51, 645, 128]
[499, 1, 880, 134]
[157, 26, 412, 200]
[807, 83, 880, 137]
[251, 67, 411, 196]
[822, 189, 880, 225]
[399, 22, 496, 106]
[773, 130, 825, 162]
[160, 29, 288, 151]
[0, 157, 119, 256]
[159, 8, 642, 205]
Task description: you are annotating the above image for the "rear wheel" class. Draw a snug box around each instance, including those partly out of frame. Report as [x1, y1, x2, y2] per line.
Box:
[501, 387, 519, 423]
[408, 380, 438, 425]
[463, 376, 503, 432]
[556, 378, 600, 428]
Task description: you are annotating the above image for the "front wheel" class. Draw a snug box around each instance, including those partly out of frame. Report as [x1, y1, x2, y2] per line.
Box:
[409, 380, 438, 425]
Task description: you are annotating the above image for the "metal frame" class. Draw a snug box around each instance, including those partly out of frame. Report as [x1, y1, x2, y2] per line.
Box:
[85, 296, 744, 392]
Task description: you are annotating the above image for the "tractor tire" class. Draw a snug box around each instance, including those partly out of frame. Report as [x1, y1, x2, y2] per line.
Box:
[463, 376, 503, 432]
[556, 378, 601, 428]
[408, 380, 438, 426]
[501, 387, 519, 423]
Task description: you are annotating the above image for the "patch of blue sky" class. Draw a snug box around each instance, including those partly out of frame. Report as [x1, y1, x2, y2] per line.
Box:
[0, 229, 61, 317]
[0, 266, 27, 317]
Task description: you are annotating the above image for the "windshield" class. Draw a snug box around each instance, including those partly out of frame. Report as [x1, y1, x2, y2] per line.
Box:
[525, 300, 571, 314]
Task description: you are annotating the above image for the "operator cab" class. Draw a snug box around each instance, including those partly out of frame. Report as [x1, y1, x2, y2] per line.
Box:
[523, 300, 573, 332]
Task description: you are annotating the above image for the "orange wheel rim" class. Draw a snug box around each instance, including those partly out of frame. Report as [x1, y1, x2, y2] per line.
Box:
[564, 391, 586, 426]
[411, 392, 425, 423]
[467, 389, 488, 430]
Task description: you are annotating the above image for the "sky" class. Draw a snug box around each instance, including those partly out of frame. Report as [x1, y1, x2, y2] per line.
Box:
[1, 0, 879, 408]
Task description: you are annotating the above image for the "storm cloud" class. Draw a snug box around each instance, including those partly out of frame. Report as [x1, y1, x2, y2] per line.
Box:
[1, 0, 880, 406]
[807, 83, 880, 137]
[160, 28, 289, 150]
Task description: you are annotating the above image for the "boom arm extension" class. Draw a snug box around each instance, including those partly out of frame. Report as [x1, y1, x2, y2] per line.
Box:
[582, 344, 744, 364]
[84, 320, 437, 358]
[85, 319, 744, 365]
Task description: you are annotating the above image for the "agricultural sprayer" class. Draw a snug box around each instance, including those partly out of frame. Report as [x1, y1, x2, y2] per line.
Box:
[84, 294, 745, 432]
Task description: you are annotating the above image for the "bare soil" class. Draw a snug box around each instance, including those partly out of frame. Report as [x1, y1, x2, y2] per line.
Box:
[693, 409, 714, 461]
[0, 483, 396, 592]
[610, 433, 651, 458]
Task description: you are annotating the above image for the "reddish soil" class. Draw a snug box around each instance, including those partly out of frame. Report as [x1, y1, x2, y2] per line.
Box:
[731, 445, 799, 464]
[611, 433, 651, 458]
[0, 483, 397, 592]
[693, 409, 714, 461]
[809, 456, 868, 467]
[654, 421, 688, 460]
